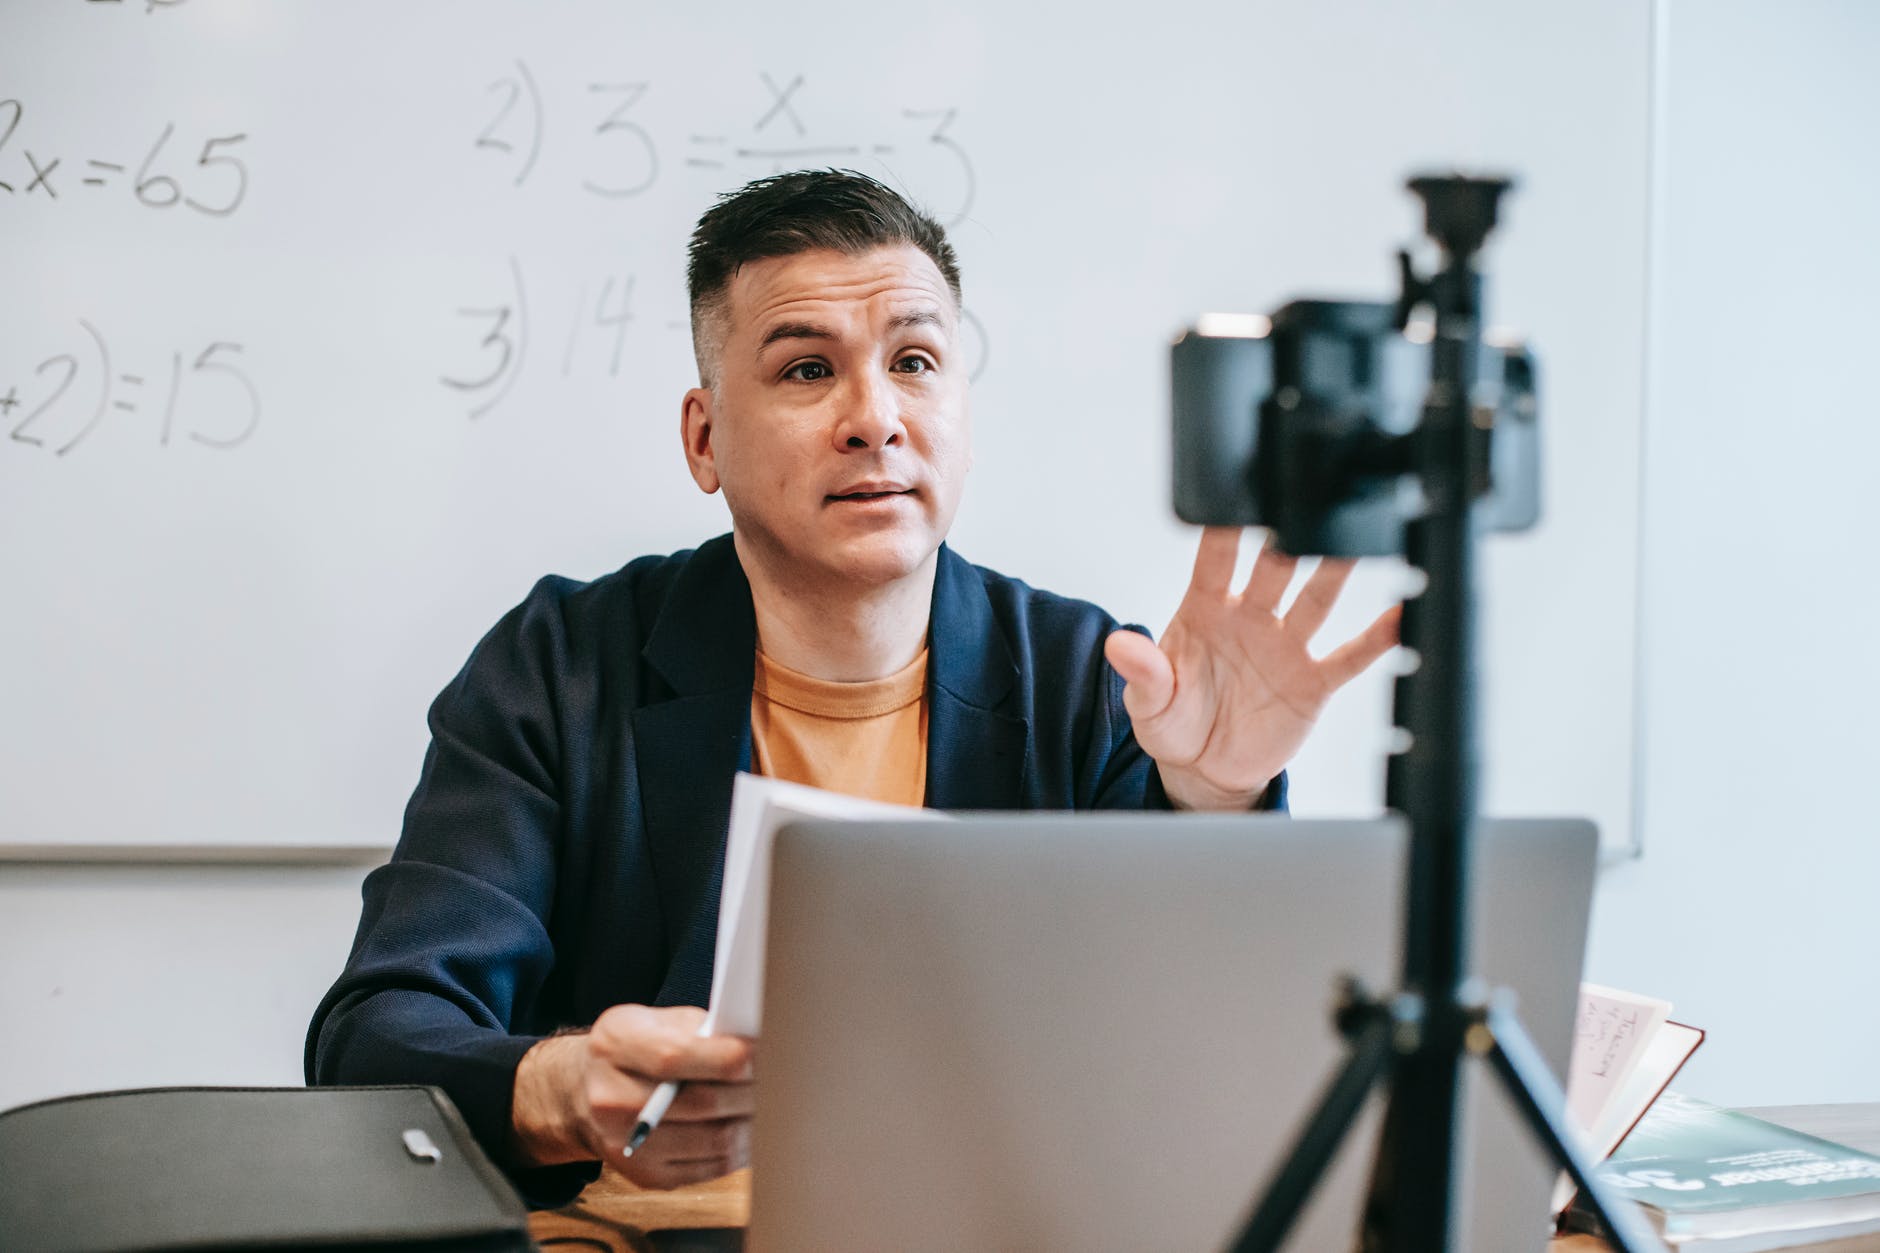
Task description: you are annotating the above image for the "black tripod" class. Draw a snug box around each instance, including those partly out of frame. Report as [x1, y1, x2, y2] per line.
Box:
[1226, 177, 1662, 1252]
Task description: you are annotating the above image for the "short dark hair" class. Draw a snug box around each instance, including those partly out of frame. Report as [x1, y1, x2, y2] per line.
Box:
[685, 169, 962, 385]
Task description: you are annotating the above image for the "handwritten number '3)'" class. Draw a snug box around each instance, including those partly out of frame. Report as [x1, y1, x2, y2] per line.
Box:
[442, 307, 516, 393]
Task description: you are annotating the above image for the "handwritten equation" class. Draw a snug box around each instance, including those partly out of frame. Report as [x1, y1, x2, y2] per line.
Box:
[0, 101, 248, 216]
[438, 258, 662, 420]
[471, 66, 976, 227]
[437, 259, 990, 421]
[3, 322, 261, 457]
[6, 59, 990, 440]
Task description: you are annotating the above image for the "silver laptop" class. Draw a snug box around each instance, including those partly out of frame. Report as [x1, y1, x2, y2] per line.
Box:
[749, 814, 1597, 1252]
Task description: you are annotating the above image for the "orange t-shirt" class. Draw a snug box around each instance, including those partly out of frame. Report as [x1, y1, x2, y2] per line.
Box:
[750, 649, 929, 807]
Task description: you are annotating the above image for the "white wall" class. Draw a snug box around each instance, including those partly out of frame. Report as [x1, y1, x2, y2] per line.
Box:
[0, 862, 368, 1109]
[1581, 0, 1880, 1105]
[3, 0, 1876, 1118]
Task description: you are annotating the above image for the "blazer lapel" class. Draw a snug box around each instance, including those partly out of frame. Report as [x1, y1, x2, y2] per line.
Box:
[924, 545, 1032, 810]
[634, 538, 1032, 1005]
[634, 536, 755, 1007]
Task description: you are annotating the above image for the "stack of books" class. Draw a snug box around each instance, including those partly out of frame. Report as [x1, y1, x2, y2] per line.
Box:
[1565, 1092, 1880, 1251]
[1559, 986, 1880, 1249]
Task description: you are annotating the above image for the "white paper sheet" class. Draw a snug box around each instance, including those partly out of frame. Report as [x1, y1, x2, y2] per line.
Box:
[703, 773, 945, 1038]
[1566, 982, 1672, 1138]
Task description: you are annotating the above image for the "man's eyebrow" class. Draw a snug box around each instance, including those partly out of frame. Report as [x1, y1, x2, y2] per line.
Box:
[888, 309, 948, 334]
[754, 309, 949, 356]
[756, 321, 837, 353]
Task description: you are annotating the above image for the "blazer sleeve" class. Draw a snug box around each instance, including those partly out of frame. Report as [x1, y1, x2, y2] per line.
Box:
[305, 578, 600, 1206]
[1087, 623, 1290, 813]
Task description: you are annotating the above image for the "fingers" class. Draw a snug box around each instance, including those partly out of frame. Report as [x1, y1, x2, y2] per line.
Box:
[626, 1154, 741, 1191]
[1320, 603, 1402, 690]
[1282, 557, 1355, 641]
[641, 1116, 750, 1165]
[1104, 629, 1175, 722]
[584, 1068, 753, 1128]
[1188, 527, 1312, 618]
[1186, 527, 1241, 598]
[1239, 531, 1299, 614]
[589, 1004, 754, 1083]
[666, 1080, 757, 1123]
[618, 1116, 752, 1190]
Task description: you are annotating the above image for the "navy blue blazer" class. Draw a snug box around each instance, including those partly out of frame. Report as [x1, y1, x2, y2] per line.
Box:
[306, 534, 1284, 1201]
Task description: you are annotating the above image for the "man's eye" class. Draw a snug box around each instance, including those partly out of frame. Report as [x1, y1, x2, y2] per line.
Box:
[894, 355, 933, 374]
[785, 361, 831, 382]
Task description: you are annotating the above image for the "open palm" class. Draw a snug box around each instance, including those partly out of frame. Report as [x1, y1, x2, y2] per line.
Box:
[1103, 527, 1401, 811]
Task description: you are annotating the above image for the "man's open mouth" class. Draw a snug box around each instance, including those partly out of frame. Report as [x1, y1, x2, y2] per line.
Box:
[827, 488, 914, 502]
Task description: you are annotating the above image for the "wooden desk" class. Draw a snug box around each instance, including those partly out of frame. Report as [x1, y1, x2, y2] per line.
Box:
[530, 1169, 749, 1251]
[530, 1105, 1880, 1251]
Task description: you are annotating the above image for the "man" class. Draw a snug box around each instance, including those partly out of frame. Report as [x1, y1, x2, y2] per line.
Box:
[306, 170, 1398, 1205]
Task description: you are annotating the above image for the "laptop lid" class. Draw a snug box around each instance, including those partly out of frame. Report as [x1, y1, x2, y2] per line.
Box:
[751, 814, 1596, 1252]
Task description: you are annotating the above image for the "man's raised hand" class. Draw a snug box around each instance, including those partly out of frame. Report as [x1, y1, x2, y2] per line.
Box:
[1102, 527, 1401, 811]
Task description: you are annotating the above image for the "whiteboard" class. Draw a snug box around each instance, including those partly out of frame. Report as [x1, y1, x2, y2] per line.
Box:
[0, 1, 1651, 852]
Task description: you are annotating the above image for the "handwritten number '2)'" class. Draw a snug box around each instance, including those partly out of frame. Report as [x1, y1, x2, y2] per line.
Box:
[477, 61, 543, 187]
[10, 355, 78, 447]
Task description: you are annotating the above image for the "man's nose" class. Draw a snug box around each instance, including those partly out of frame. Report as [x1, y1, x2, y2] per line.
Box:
[833, 370, 906, 450]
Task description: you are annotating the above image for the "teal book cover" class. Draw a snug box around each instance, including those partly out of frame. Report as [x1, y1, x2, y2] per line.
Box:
[1593, 1091, 1880, 1244]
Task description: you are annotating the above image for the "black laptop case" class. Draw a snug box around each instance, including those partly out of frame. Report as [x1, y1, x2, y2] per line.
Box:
[0, 1085, 533, 1252]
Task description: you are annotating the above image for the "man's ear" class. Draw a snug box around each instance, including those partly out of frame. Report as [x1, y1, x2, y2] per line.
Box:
[680, 388, 721, 494]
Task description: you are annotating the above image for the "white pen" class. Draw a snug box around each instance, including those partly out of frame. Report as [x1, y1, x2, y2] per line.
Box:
[623, 1080, 679, 1157]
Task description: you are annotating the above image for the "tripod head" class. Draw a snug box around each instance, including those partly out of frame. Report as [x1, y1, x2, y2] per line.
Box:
[1409, 173, 1511, 261]
[1393, 174, 1511, 330]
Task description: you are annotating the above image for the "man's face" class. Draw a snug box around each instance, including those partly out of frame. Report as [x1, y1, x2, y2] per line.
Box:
[681, 245, 971, 591]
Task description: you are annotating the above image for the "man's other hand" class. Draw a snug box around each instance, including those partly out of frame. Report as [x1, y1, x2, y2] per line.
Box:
[1103, 526, 1400, 811]
[511, 1004, 755, 1189]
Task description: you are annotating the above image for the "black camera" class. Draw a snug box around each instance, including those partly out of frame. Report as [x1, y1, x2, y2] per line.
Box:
[1170, 298, 1540, 557]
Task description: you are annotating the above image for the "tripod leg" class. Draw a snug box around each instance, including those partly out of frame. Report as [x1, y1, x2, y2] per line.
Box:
[1357, 1040, 1467, 1253]
[1480, 1004, 1666, 1253]
[1226, 1014, 1395, 1253]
